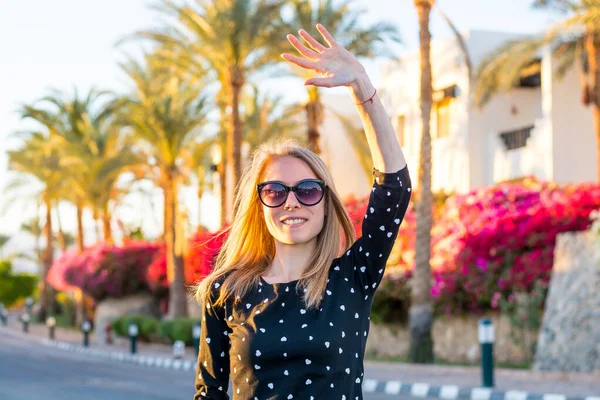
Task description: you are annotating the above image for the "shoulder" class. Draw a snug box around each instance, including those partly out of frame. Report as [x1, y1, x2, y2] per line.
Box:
[372, 164, 410, 186]
[210, 270, 231, 294]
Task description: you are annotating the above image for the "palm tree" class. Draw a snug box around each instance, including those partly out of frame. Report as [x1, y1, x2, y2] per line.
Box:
[242, 85, 305, 153]
[410, 0, 435, 363]
[7, 133, 67, 321]
[22, 89, 142, 244]
[117, 54, 210, 318]
[132, 0, 289, 221]
[20, 89, 109, 249]
[20, 88, 142, 325]
[288, 0, 401, 154]
[474, 0, 600, 180]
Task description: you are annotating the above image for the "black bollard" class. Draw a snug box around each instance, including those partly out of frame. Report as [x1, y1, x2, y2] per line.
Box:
[193, 322, 201, 355]
[479, 318, 495, 388]
[46, 317, 56, 340]
[82, 320, 91, 347]
[128, 324, 138, 354]
[25, 297, 34, 314]
[21, 313, 30, 333]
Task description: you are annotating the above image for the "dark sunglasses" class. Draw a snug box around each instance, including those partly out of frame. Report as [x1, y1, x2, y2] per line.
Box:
[257, 179, 327, 208]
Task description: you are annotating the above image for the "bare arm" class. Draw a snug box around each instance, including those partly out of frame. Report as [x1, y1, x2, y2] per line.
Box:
[281, 23, 406, 173]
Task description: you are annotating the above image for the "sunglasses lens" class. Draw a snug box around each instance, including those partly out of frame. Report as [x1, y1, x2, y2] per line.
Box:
[296, 181, 324, 205]
[260, 183, 287, 207]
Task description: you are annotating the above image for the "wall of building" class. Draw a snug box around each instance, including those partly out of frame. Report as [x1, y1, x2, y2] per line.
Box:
[318, 93, 371, 201]
[548, 58, 597, 184]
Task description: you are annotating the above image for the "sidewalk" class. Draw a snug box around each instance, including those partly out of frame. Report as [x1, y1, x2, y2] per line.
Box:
[2, 317, 599, 399]
[1, 316, 197, 363]
[363, 360, 600, 398]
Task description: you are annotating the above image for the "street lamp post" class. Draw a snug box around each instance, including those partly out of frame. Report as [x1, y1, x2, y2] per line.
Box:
[46, 316, 56, 340]
[82, 320, 91, 347]
[128, 323, 138, 354]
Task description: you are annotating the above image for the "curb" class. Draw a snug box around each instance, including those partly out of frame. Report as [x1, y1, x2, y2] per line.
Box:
[41, 338, 196, 372]
[360, 379, 600, 400]
[39, 338, 600, 400]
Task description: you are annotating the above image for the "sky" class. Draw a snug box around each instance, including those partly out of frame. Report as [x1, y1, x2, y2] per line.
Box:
[0, 0, 560, 256]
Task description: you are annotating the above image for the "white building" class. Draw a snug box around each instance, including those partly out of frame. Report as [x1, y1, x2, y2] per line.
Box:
[322, 29, 597, 199]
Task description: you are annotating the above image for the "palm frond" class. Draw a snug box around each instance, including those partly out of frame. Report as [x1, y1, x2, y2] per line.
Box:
[474, 35, 547, 107]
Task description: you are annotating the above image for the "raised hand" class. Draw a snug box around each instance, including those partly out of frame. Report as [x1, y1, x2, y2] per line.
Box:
[281, 24, 367, 89]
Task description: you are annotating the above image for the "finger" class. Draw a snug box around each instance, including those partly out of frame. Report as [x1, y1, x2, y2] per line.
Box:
[287, 34, 319, 60]
[316, 24, 336, 47]
[304, 76, 337, 88]
[298, 29, 328, 52]
[281, 53, 318, 70]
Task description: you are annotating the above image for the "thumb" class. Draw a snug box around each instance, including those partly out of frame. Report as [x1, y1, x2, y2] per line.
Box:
[304, 77, 337, 88]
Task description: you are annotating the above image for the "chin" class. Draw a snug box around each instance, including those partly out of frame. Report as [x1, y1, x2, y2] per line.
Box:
[276, 231, 317, 245]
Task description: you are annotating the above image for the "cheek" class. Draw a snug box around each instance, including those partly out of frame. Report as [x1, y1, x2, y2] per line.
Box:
[263, 209, 277, 227]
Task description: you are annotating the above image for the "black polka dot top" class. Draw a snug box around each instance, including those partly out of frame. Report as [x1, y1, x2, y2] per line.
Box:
[194, 164, 411, 400]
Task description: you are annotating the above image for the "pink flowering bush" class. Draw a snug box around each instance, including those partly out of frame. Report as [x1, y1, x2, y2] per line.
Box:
[350, 178, 600, 317]
[429, 179, 600, 314]
[146, 227, 229, 294]
[48, 241, 161, 301]
[47, 247, 82, 292]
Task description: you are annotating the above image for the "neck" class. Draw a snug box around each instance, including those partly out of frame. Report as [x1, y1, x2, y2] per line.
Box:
[263, 239, 317, 283]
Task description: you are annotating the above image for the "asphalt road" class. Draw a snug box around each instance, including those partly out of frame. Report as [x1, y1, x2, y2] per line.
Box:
[0, 328, 435, 400]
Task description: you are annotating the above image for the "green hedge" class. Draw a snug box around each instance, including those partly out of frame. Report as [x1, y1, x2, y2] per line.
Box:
[0, 260, 37, 308]
[112, 315, 158, 341]
[158, 318, 197, 345]
[112, 315, 199, 345]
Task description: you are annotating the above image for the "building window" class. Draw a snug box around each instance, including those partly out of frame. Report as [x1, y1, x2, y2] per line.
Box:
[435, 98, 452, 139]
[499, 125, 533, 150]
[396, 115, 405, 146]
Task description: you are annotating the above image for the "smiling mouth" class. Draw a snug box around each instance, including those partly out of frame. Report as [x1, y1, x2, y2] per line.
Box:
[281, 218, 307, 227]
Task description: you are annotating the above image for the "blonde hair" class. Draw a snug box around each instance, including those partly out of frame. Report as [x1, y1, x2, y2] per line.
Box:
[194, 138, 357, 310]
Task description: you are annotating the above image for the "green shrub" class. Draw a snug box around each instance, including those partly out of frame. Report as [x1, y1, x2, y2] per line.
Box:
[0, 260, 37, 308]
[55, 292, 77, 327]
[158, 317, 199, 345]
[110, 315, 199, 346]
[112, 315, 159, 341]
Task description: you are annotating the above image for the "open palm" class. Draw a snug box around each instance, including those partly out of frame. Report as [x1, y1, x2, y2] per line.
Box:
[281, 24, 366, 88]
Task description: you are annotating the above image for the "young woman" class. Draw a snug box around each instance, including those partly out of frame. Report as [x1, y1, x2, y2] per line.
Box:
[193, 24, 411, 400]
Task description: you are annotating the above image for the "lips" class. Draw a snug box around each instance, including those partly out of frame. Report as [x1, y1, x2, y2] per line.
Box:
[281, 218, 307, 227]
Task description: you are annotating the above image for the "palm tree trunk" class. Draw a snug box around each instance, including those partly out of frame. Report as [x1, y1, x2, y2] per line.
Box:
[306, 87, 323, 154]
[76, 200, 85, 251]
[410, 0, 435, 364]
[54, 200, 67, 252]
[102, 203, 113, 243]
[39, 195, 54, 321]
[227, 65, 244, 221]
[219, 160, 227, 227]
[164, 171, 187, 318]
[32, 209, 42, 278]
[74, 200, 87, 325]
[585, 30, 600, 181]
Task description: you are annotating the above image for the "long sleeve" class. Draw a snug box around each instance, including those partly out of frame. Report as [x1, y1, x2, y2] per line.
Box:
[193, 283, 231, 400]
[335, 164, 411, 295]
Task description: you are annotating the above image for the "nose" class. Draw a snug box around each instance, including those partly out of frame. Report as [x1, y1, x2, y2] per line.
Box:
[283, 190, 301, 210]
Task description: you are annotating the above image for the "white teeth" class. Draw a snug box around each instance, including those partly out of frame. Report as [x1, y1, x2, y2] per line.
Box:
[282, 219, 306, 225]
